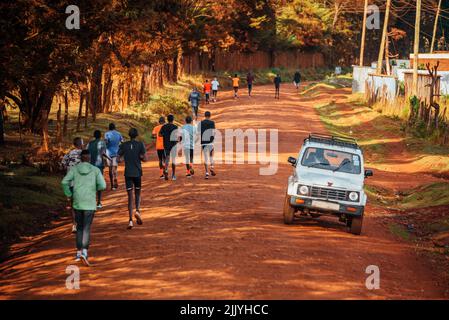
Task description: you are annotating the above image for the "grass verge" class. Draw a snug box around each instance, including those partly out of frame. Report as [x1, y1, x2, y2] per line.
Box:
[0, 166, 65, 260]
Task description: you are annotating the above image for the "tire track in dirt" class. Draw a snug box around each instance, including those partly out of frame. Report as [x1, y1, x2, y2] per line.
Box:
[0, 85, 446, 299]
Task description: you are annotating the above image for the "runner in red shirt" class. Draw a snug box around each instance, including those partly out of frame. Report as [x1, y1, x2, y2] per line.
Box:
[203, 79, 212, 104]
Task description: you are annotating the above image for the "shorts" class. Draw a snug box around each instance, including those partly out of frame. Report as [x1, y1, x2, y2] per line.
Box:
[165, 145, 177, 165]
[205, 92, 210, 99]
[106, 156, 118, 167]
[233, 86, 239, 93]
[202, 144, 214, 164]
[248, 83, 252, 90]
[125, 176, 142, 191]
[212, 90, 218, 96]
[192, 105, 198, 115]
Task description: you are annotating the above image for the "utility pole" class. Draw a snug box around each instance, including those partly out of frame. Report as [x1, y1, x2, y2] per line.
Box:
[412, 0, 422, 96]
[430, 0, 442, 53]
[377, 0, 392, 74]
[359, 0, 369, 66]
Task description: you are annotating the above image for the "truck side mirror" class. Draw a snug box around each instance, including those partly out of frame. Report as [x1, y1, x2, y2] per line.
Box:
[288, 157, 297, 166]
[364, 169, 373, 178]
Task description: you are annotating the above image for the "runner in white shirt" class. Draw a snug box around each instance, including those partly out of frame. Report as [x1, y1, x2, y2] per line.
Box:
[211, 77, 220, 102]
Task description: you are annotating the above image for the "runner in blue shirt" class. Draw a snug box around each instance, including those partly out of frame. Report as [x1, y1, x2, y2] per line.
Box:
[105, 123, 124, 191]
[188, 88, 201, 121]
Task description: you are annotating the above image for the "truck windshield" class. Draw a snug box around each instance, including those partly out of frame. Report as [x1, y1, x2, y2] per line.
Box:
[301, 147, 361, 174]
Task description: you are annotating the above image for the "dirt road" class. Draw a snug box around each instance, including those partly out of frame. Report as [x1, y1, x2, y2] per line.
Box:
[0, 85, 446, 299]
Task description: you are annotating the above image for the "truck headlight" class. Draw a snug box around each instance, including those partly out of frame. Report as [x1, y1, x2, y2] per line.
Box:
[348, 192, 359, 202]
[298, 185, 309, 195]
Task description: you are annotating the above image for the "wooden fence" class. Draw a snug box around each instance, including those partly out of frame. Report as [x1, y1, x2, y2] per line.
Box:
[404, 72, 441, 106]
[182, 50, 325, 73]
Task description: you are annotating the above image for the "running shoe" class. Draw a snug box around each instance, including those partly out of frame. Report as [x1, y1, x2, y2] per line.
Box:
[81, 250, 90, 267]
[75, 251, 81, 262]
[127, 220, 133, 230]
[134, 211, 143, 225]
[205, 173, 209, 180]
[71, 224, 77, 234]
[164, 170, 169, 181]
[189, 167, 195, 175]
[186, 173, 191, 178]
[172, 175, 177, 181]
[159, 174, 165, 179]
[97, 203, 103, 209]
[210, 168, 216, 176]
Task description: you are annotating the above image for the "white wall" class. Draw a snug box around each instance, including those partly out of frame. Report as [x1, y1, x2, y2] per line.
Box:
[352, 65, 376, 93]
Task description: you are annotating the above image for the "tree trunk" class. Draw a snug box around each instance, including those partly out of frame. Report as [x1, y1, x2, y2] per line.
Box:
[139, 67, 147, 102]
[84, 90, 89, 128]
[102, 65, 113, 112]
[38, 108, 50, 153]
[0, 105, 4, 146]
[63, 91, 69, 137]
[90, 64, 103, 114]
[385, 33, 391, 75]
[56, 97, 62, 144]
[76, 91, 85, 132]
[173, 48, 183, 80]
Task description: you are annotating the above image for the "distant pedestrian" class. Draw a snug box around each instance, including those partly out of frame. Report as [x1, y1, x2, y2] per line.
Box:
[203, 79, 212, 104]
[211, 77, 220, 102]
[232, 74, 240, 99]
[246, 72, 255, 97]
[293, 70, 301, 91]
[118, 128, 147, 230]
[104, 123, 123, 191]
[159, 114, 179, 181]
[181, 116, 197, 178]
[61, 137, 84, 234]
[152, 116, 166, 179]
[62, 149, 106, 266]
[188, 88, 201, 121]
[87, 130, 107, 209]
[274, 74, 281, 99]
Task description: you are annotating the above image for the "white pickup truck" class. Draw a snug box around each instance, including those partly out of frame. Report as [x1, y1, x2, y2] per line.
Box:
[283, 133, 373, 235]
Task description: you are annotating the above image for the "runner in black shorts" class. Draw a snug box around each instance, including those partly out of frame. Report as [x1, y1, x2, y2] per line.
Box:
[118, 128, 147, 230]
[159, 114, 179, 181]
[199, 111, 216, 179]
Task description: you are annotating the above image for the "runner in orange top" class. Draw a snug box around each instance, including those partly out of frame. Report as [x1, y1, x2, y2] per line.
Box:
[203, 79, 212, 104]
[152, 116, 166, 179]
[232, 74, 239, 99]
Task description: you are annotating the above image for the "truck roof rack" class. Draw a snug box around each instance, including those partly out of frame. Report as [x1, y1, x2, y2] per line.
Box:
[305, 133, 359, 150]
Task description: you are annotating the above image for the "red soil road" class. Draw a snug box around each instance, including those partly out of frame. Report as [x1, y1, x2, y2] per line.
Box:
[0, 85, 447, 299]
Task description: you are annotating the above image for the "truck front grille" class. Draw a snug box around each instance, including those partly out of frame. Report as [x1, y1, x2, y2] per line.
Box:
[310, 186, 347, 201]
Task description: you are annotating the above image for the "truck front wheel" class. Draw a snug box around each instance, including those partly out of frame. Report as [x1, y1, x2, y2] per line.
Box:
[348, 214, 363, 235]
[283, 195, 295, 225]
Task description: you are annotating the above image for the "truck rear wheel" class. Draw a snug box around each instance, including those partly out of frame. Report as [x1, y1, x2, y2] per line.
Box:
[283, 195, 295, 225]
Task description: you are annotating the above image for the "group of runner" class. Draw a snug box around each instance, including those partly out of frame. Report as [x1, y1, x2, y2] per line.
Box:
[60, 103, 216, 266]
[151, 111, 216, 182]
[58, 70, 302, 266]
[197, 70, 302, 101]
